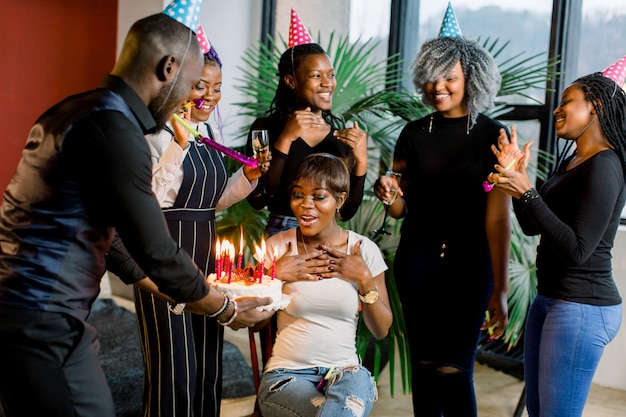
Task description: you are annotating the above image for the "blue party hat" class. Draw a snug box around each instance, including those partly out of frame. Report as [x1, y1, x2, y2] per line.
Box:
[438, 2, 463, 38]
[162, 0, 203, 32]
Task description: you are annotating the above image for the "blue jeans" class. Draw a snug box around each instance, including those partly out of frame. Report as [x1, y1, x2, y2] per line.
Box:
[524, 295, 622, 417]
[259, 366, 378, 417]
[265, 213, 299, 238]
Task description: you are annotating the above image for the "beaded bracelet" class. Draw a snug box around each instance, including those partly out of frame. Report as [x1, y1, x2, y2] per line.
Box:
[208, 295, 229, 318]
[519, 188, 540, 206]
[218, 301, 239, 326]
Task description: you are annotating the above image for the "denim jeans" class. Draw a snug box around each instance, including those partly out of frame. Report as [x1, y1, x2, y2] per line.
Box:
[258, 366, 378, 417]
[524, 295, 622, 417]
[265, 213, 299, 238]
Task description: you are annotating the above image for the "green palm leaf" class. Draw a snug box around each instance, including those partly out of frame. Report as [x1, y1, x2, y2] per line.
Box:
[480, 37, 561, 103]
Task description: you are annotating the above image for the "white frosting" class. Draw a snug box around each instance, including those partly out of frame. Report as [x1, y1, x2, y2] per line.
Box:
[207, 273, 282, 301]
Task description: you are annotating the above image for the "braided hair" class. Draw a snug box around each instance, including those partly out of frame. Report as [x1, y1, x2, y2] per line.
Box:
[572, 73, 626, 174]
[411, 37, 501, 128]
[269, 43, 341, 127]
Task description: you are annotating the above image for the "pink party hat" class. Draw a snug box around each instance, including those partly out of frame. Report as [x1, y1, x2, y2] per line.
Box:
[196, 25, 222, 67]
[162, 0, 203, 32]
[602, 55, 626, 88]
[288, 8, 314, 48]
[196, 25, 211, 54]
[438, 2, 463, 38]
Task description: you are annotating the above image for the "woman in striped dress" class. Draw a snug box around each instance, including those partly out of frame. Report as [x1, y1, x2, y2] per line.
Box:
[134, 48, 268, 417]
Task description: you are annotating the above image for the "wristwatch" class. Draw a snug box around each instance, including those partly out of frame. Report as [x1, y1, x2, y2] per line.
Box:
[358, 288, 379, 304]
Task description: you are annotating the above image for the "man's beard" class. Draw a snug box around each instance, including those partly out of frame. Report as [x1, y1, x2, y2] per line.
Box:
[148, 82, 180, 132]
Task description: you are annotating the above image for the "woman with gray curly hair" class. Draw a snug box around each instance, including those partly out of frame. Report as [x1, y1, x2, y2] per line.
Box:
[374, 35, 511, 416]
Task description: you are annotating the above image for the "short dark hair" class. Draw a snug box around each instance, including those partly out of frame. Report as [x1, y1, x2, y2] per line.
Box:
[123, 13, 200, 69]
[291, 153, 350, 203]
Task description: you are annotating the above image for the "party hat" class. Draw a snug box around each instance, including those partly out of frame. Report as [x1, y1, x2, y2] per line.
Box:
[602, 55, 626, 88]
[288, 8, 314, 48]
[195, 25, 222, 67]
[438, 2, 463, 38]
[162, 0, 203, 32]
[196, 25, 211, 54]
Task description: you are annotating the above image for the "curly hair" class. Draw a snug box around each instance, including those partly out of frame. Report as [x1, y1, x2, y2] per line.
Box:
[411, 37, 501, 128]
[269, 44, 341, 127]
[572, 73, 626, 173]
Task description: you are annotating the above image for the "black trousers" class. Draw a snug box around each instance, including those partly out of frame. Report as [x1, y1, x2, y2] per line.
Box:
[0, 307, 115, 417]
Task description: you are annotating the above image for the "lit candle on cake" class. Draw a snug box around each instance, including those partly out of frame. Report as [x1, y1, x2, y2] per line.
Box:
[237, 226, 243, 271]
[215, 239, 222, 278]
[224, 239, 231, 283]
[271, 246, 277, 280]
[260, 238, 266, 284]
[228, 242, 235, 283]
[254, 241, 265, 284]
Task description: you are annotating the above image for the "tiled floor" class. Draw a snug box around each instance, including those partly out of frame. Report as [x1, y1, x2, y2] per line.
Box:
[222, 327, 626, 417]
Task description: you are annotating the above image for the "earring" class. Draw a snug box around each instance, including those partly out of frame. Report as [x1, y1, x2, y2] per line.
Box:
[428, 114, 433, 133]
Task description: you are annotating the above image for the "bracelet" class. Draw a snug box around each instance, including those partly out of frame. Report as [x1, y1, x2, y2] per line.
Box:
[519, 188, 540, 206]
[169, 303, 186, 315]
[208, 295, 229, 318]
[217, 301, 238, 326]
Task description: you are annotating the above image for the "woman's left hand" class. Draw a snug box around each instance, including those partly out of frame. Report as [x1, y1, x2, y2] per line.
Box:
[334, 121, 368, 175]
[491, 126, 526, 171]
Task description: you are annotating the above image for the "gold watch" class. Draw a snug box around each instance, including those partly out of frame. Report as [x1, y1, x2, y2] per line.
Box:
[358, 288, 379, 304]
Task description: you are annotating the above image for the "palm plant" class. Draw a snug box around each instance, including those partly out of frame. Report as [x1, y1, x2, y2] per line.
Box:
[222, 30, 559, 397]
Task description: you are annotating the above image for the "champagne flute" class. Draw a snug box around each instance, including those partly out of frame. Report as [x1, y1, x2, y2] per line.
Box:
[251, 130, 269, 164]
[373, 171, 402, 235]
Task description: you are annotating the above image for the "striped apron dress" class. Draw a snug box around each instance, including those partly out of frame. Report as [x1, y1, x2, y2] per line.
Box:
[134, 125, 228, 417]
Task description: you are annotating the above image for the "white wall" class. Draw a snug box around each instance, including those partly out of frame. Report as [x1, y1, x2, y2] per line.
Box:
[595, 225, 626, 390]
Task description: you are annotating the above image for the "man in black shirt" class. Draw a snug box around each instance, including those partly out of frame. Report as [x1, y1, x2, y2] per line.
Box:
[0, 13, 272, 417]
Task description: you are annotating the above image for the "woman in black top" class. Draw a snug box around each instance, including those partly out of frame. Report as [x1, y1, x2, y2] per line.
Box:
[375, 37, 511, 416]
[247, 43, 368, 237]
[489, 72, 625, 417]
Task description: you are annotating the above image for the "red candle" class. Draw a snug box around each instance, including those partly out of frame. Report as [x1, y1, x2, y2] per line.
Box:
[259, 238, 266, 284]
[271, 246, 277, 280]
[259, 260, 264, 284]
[225, 244, 231, 283]
[228, 242, 234, 283]
[237, 226, 243, 271]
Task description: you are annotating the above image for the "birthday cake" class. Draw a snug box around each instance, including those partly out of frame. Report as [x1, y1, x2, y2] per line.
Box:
[207, 270, 283, 303]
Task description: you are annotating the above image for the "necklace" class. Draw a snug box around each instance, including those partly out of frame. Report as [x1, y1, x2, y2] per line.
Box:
[300, 228, 344, 253]
[428, 113, 471, 135]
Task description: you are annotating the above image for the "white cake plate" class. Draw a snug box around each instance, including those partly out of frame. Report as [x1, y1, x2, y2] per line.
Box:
[256, 294, 291, 311]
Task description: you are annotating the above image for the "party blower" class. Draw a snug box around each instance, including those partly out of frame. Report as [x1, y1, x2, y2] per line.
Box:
[172, 111, 259, 168]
